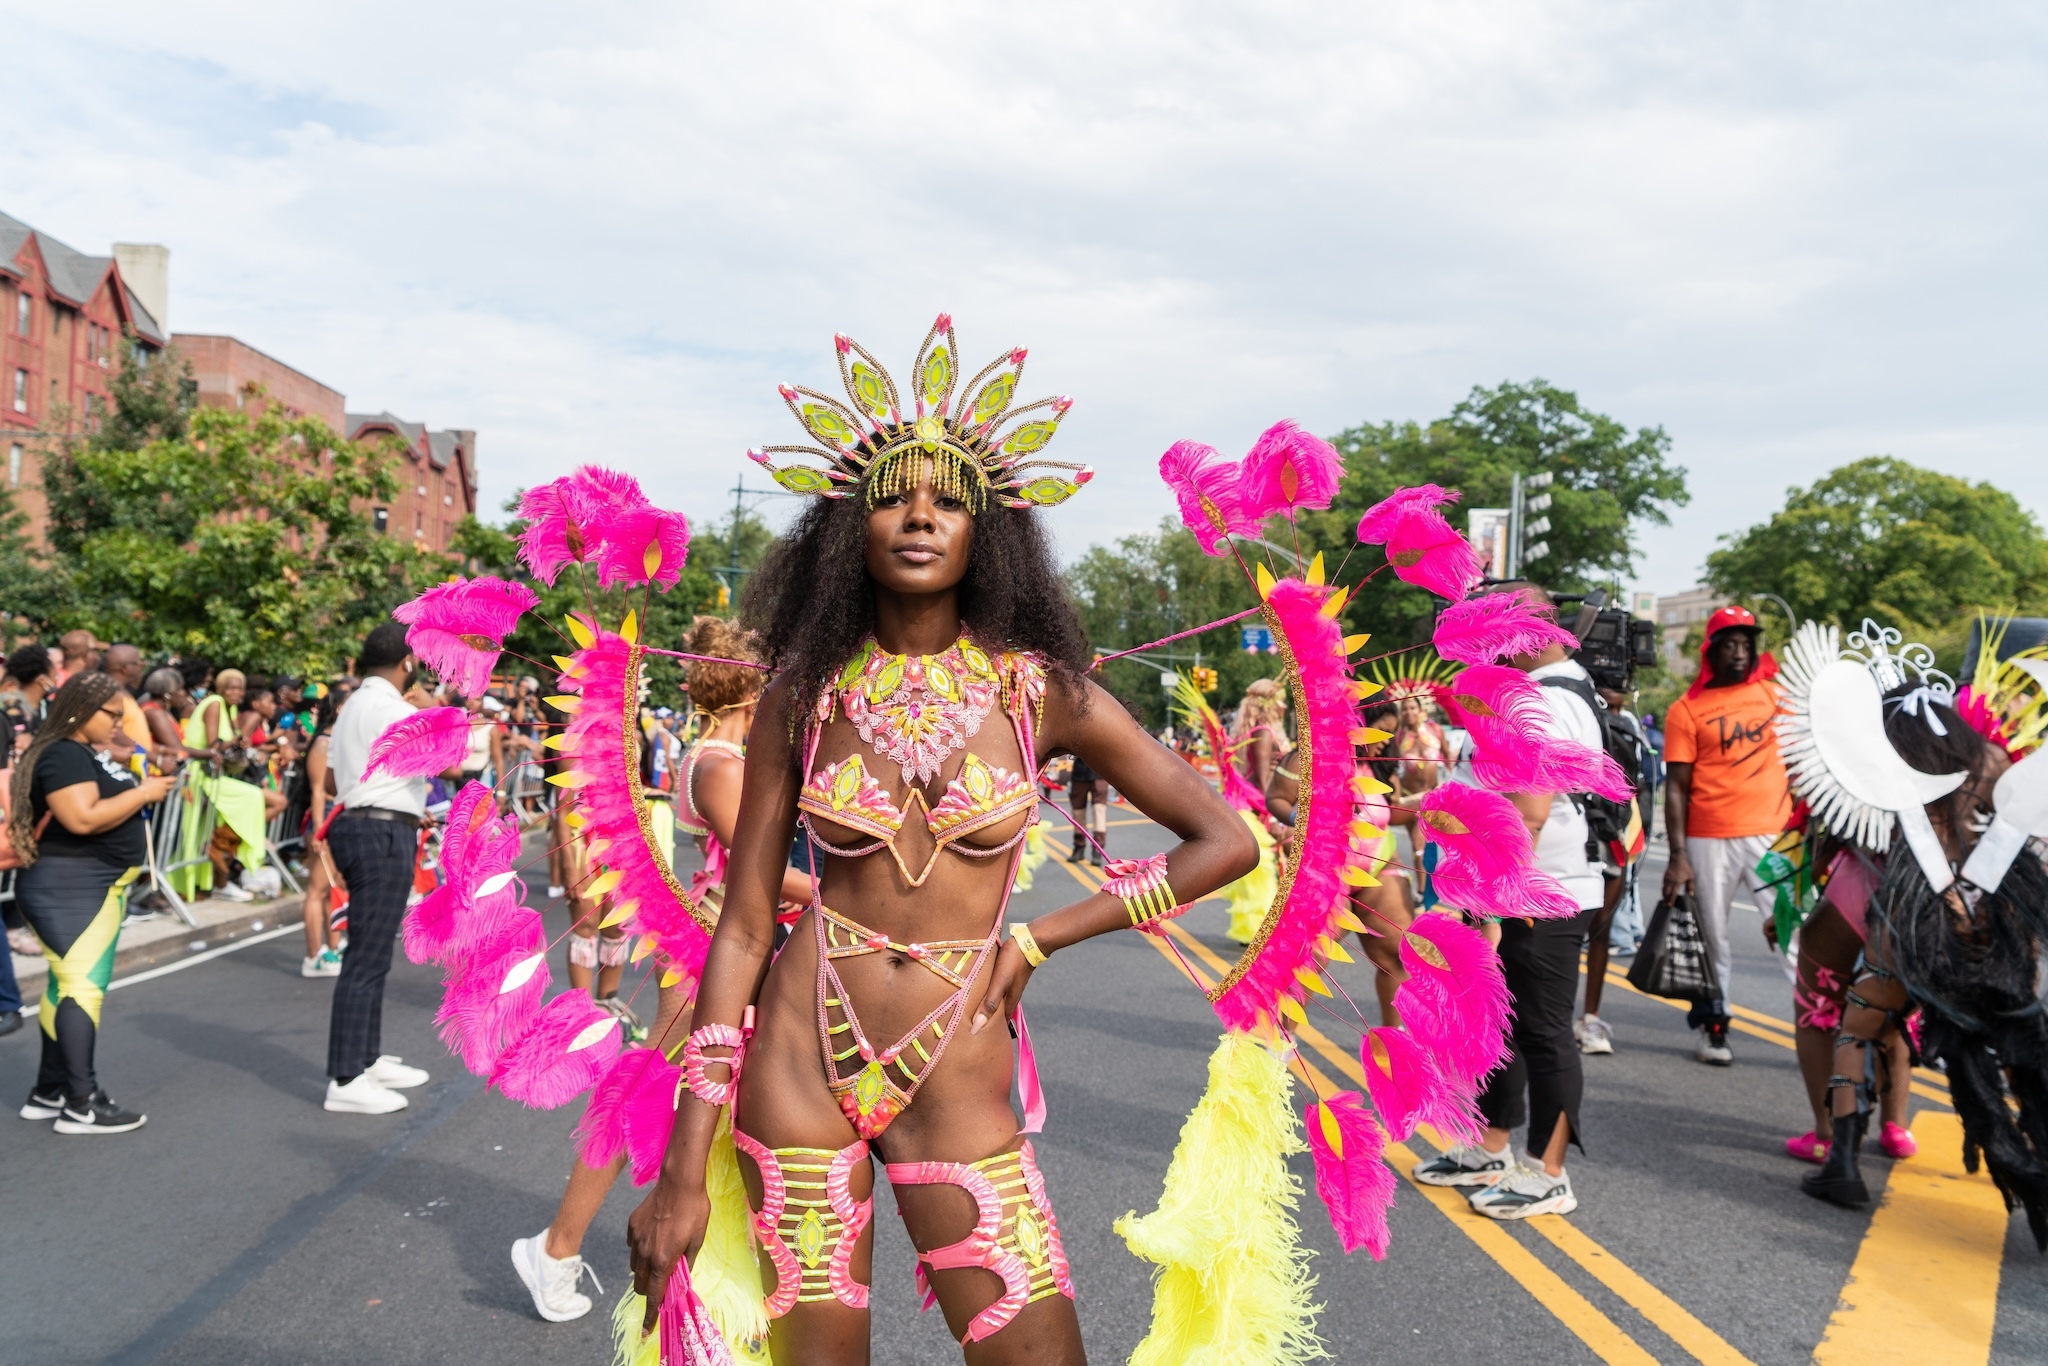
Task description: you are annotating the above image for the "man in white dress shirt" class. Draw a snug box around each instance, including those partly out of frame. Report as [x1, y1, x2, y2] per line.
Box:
[322, 622, 435, 1114]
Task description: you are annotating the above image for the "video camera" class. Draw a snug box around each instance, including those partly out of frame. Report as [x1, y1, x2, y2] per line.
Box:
[1554, 589, 1658, 694]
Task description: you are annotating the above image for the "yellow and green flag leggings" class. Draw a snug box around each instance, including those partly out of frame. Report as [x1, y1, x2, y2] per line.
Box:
[19, 859, 141, 1105]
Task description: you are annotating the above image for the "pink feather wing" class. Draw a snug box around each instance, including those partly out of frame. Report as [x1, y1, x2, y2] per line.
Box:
[1392, 913, 1511, 1090]
[1415, 783, 1533, 882]
[1360, 1025, 1483, 1145]
[1159, 440, 1256, 555]
[593, 506, 690, 589]
[1382, 507, 1482, 602]
[1355, 484, 1457, 544]
[492, 991, 623, 1109]
[363, 706, 472, 780]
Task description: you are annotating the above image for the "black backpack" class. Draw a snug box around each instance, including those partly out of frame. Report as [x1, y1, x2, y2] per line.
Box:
[1539, 674, 1647, 850]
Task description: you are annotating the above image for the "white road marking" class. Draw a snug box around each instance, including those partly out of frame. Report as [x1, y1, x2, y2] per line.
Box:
[105, 925, 300, 992]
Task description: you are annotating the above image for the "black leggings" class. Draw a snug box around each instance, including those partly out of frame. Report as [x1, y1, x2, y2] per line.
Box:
[18, 857, 139, 1104]
[1479, 907, 1594, 1153]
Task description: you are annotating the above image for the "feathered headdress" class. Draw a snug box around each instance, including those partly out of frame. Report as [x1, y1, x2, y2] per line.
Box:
[746, 314, 1092, 512]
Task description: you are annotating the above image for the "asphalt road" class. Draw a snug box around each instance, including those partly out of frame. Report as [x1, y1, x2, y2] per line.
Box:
[3, 808, 2044, 1364]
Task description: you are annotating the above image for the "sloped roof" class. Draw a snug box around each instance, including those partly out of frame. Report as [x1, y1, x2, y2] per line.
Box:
[426, 430, 459, 470]
[346, 411, 426, 448]
[0, 208, 165, 342]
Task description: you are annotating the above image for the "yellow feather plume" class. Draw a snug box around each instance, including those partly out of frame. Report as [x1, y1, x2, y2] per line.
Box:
[1115, 1033, 1327, 1365]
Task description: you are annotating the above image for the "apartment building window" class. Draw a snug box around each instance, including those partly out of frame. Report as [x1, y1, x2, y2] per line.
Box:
[11, 370, 24, 414]
[7, 445, 20, 488]
[14, 292, 27, 337]
[373, 507, 389, 534]
[415, 510, 425, 537]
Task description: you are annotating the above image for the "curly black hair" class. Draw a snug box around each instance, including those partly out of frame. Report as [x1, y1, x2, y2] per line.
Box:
[742, 495, 1092, 724]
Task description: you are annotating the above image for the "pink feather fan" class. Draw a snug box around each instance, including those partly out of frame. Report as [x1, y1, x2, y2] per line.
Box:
[1414, 783, 1532, 882]
[1237, 420, 1343, 522]
[1305, 1090, 1396, 1259]
[363, 705, 472, 781]
[1208, 577, 1366, 1032]
[393, 576, 539, 696]
[1360, 1025, 1483, 1145]
[1431, 591, 1578, 666]
[556, 622, 715, 982]
[1354, 484, 1456, 543]
[1392, 913, 1511, 1090]
[1159, 440, 1258, 555]
[517, 464, 654, 585]
[1440, 664, 1633, 802]
[492, 990, 623, 1109]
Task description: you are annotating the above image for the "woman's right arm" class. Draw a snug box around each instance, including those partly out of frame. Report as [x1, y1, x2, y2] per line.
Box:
[628, 677, 802, 1311]
[45, 775, 177, 836]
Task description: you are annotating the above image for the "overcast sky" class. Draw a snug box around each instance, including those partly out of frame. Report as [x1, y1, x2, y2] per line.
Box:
[4, 2, 2041, 599]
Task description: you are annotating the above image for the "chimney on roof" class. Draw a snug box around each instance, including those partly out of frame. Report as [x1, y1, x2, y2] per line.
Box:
[112, 244, 170, 332]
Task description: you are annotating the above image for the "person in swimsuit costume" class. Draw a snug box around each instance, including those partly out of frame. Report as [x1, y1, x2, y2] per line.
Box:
[627, 319, 1257, 1363]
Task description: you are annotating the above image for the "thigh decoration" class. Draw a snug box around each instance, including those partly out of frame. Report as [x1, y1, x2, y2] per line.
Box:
[886, 1140, 1075, 1344]
[731, 1132, 872, 1315]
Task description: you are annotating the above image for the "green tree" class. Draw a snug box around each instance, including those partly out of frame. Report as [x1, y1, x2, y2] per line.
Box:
[1705, 456, 2048, 643]
[47, 401, 449, 674]
[1291, 379, 1687, 657]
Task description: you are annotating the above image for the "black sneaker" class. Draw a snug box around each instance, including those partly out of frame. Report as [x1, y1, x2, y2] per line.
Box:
[53, 1091, 147, 1135]
[20, 1085, 65, 1120]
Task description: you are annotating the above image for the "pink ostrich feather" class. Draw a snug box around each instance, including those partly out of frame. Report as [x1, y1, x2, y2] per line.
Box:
[1415, 783, 1533, 882]
[393, 576, 539, 695]
[621, 1051, 683, 1184]
[1238, 420, 1343, 522]
[1306, 1091, 1396, 1259]
[517, 465, 652, 584]
[363, 706, 472, 781]
[1159, 439, 1258, 555]
[576, 1046, 662, 1169]
[1382, 507, 1482, 602]
[1360, 1025, 1483, 1145]
[403, 881, 467, 966]
[1427, 853, 1579, 921]
[1441, 664, 1633, 802]
[556, 626, 714, 980]
[435, 913, 549, 1075]
[492, 990, 623, 1109]
[1393, 913, 1511, 1090]
[1355, 484, 1457, 544]
[593, 505, 691, 590]
[1432, 592, 1578, 666]
[1210, 577, 1364, 1032]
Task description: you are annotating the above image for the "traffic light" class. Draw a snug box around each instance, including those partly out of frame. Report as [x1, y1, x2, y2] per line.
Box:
[1192, 666, 1219, 693]
[716, 581, 731, 608]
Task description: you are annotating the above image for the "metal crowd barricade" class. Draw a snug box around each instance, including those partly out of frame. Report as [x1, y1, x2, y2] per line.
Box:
[140, 763, 305, 929]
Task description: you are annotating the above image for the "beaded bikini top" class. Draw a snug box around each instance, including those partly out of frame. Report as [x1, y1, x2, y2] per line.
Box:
[799, 637, 1045, 887]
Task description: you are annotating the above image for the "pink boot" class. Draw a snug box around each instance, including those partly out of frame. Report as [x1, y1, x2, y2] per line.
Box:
[1880, 1122, 1918, 1160]
[1785, 1131, 1829, 1164]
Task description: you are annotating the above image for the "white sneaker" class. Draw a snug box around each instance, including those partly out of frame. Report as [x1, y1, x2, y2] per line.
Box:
[1577, 1015, 1614, 1055]
[1469, 1161, 1577, 1220]
[213, 881, 255, 903]
[1412, 1142, 1514, 1187]
[1695, 1025, 1734, 1066]
[547, 884, 566, 900]
[301, 949, 343, 979]
[512, 1228, 598, 1322]
[368, 1055, 429, 1089]
[324, 1075, 409, 1114]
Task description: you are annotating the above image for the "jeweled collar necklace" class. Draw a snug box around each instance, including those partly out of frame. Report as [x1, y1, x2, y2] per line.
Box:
[825, 636, 1001, 785]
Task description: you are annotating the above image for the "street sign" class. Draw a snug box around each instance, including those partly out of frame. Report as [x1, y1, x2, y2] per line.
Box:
[1241, 623, 1275, 653]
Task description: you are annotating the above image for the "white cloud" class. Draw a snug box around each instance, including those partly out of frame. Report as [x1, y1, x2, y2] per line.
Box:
[2, 0, 2041, 597]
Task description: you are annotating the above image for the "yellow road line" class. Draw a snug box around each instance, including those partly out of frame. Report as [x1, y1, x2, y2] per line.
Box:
[1591, 967, 1952, 1107]
[1813, 1109, 2007, 1365]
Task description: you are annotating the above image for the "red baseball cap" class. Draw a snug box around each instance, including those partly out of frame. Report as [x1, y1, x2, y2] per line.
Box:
[1704, 605, 1760, 640]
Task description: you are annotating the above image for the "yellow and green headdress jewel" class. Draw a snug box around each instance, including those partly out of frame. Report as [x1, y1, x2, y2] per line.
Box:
[746, 313, 1093, 513]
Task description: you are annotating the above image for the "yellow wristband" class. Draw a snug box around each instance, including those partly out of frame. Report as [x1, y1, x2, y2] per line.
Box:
[1009, 922, 1049, 967]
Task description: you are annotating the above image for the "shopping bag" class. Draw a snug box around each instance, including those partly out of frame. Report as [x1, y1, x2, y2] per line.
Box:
[1627, 892, 1720, 1002]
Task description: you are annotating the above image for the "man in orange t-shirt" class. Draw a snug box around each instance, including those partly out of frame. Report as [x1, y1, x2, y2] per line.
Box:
[1660, 606, 1792, 1065]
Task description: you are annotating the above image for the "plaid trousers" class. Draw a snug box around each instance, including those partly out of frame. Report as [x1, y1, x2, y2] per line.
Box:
[325, 818, 418, 1081]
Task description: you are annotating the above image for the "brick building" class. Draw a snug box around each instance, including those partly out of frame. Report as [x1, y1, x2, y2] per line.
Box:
[0, 206, 478, 556]
[173, 333, 346, 430]
[345, 413, 478, 551]
[0, 210, 167, 540]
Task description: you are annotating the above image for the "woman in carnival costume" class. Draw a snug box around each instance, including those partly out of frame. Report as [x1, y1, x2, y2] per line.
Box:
[1778, 618, 2048, 1234]
[628, 317, 1260, 1362]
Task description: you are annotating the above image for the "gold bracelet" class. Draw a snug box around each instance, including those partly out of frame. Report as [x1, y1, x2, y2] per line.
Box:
[1009, 921, 1049, 967]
